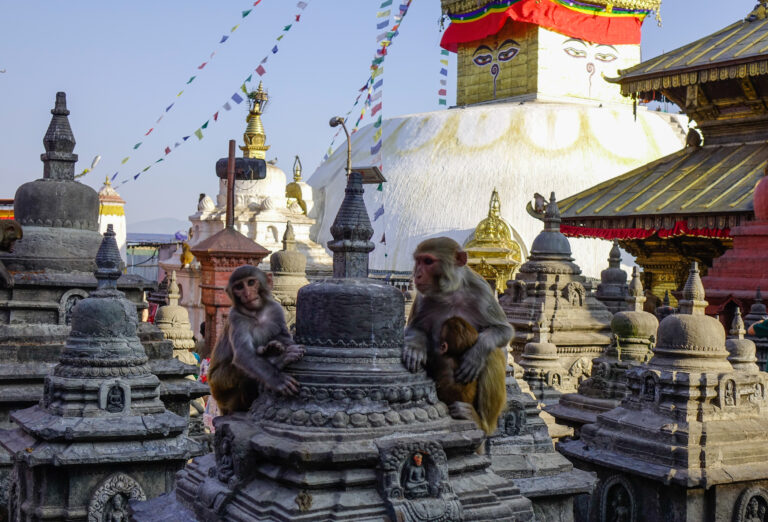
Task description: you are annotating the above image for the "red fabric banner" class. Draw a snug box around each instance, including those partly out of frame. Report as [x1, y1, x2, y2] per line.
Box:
[560, 222, 732, 241]
[440, 0, 643, 52]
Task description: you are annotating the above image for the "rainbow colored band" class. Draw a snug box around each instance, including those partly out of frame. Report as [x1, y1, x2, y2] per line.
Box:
[448, 0, 650, 23]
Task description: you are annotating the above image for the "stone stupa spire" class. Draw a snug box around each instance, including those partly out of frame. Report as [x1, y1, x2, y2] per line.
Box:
[327, 171, 374, 279]
[41, 91, 78, 180]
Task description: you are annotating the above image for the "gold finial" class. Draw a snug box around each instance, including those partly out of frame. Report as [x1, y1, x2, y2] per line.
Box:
[489, 188, 501, 218]
[293, 155, 302, 182]
[104, 175, 111, 187]
[240, 82, 270, 160]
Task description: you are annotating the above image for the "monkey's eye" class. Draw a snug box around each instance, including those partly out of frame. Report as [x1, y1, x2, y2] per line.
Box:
[423, 258, 434, 266]
[246, 278, 258, 287]
[233, 282, 245, 291]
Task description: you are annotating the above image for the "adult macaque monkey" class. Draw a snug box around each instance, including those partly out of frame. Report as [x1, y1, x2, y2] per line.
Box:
[208, 265, 304, 415]
[404, 237, 509, 432]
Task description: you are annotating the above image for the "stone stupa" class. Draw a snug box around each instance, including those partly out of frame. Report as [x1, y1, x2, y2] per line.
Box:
[594, 241, 628, 314]
[134, 164, 535, 520]
[268, 221, 309, 330]
[547, 267, 658, 435]
[560, 263, 768, 521]
[0, 226, 200, 521]
[502, 193, 613, 388]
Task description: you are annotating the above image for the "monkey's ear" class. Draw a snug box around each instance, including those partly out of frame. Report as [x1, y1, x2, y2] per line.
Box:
[455, 250, 468, 267]
[266, 272, 274, 290]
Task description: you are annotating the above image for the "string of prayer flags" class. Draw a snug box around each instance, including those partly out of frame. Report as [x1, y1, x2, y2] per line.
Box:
[106, 1, 265, 183]
[231, 93, 244, 104]
[373, 205, 385, 221]
[439, 49, 449, 106]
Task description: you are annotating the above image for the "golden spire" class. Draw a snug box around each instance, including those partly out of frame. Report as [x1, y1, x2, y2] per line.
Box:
[240, 81, 270, 160]
[293, 155, 303, 182]
[104, 175, 111, 187]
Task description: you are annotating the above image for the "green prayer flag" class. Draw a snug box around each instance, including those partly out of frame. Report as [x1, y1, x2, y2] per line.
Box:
[372, 56, 384, 65]
[277, 34, 284, 41]
[143, 166, 151, 172]
[377, 183, 383, 191]
[439, 99, 447, 105]
[133, 142, 142, 150]
[242, 9, 252, 17]
[441, 49, 449, 56]
[186, 76, 196, 84]
[241, 83, 248, 94]
[245, 74, 252, 83]
[202, 120, 210, 129]
[283, 24, 292, 31]
[155, 158, 163, 163]
[380, 0, 393, 6]
[374, 115, 382, 128]
[194, 129, 204, 140]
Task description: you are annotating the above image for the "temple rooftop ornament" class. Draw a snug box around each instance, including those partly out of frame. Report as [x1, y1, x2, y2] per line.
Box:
[97, 175, 127, 260]
[463, 188, 525, 294]
[558, 6, 768, 304]
[501, 193, 613, 406]
[560, 262, 768, 521]
[0, 226, 200, 521]
[134, 116, 535, 521]
[548, 267, 658, 434]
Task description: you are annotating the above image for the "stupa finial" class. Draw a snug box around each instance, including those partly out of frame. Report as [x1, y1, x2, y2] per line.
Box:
[608, 240, 621, 269]
[283, 221, 297, 251]
[41, 91, 78, 181]
[678, 262, 707, 315]
[168, 271, 180, 306]
[544, 192, 561, 231]
[626, 267, 646, 312]
[730, 307, 746, 339]
[663, 290, 671, 307]
[241, 83, 270, 160]
[293, 155, 302, 182]
[94, 225, 122, 290]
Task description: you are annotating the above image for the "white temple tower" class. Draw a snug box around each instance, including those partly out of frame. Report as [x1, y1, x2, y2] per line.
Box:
[97, 176, 127, 261]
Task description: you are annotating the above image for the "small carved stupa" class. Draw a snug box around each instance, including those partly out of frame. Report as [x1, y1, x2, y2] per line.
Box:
[727, 307, 760, 373]
[502, 193, 613, 389]
[135, 169, 535, 519]
[560, 262, 768, 521]
[269, 221, 309, 329]
[463, 189, 524, 294]
[595, 241, 628, 314]
[548, 267, 658, 434]
[745, 287, 768, 369]
[0, 226, 200, 521]
[155, 271, 197, 364]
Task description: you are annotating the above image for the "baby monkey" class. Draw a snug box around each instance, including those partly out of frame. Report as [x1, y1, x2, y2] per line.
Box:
[428, 316, 506, 435]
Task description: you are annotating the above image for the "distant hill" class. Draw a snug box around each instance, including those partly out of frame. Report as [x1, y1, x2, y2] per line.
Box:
[128, 217, 190, 235]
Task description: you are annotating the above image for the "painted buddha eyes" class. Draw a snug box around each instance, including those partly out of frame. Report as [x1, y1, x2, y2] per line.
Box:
[564, 46, 587, 58]
[562, 38, 619, 63]
[472, 39, 520, 67]
[594, 52, 617, 63]
[473, 53, 493, 66]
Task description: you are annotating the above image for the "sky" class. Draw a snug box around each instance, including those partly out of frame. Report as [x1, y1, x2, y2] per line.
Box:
[0, 0, 758, 231]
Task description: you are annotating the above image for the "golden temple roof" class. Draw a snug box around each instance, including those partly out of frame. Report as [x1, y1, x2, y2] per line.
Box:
[559, 142, 768, 222]
[465, 189, 520, 251]
[615, 5, 768, 95]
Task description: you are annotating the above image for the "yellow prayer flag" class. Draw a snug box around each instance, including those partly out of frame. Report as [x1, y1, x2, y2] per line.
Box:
[377, 9, 391, 18]
[177, 90, 184, 97]
[231, 24, 240, 32]
[372, 67, 384, 79]
[121, 157, 129, 165]
[440, 59, 448, 65]
[374, 128, 382, 142]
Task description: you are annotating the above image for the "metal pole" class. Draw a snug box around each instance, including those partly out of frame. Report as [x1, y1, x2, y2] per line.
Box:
[329, 117, 351, 178]
[226, 139, 236, 229]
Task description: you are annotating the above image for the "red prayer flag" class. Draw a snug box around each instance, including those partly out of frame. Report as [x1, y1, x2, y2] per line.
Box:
[198, 62, 207, 70]
[164, 147, 171, 155]
[256, 65, 266, 76]
[145, 128, 153, 136]
[438, 89, 447, 96]
[295, 14, 301, 21]
[371, 102, 383, 116]
[213, 112, 219, 121]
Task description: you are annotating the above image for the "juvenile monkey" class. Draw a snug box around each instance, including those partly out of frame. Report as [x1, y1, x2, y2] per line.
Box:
[208, 265, 304, 415]
[429, 316, 506, 434]
[404, 237, 509, 434]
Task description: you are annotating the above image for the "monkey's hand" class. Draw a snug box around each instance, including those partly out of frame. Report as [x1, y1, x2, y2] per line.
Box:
[449, 401, 478, 422]
[403, 327, 428, 372]
[266, 372, 300, 396]
[273, 344, 305, 369]
[455, 342, 491, 384]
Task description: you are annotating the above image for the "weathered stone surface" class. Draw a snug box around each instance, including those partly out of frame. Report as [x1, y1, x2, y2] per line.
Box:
[595, 241, 628, 314]
[0, 227, 201, 521]
[560, 263, 768, 521]
[269, 222, 309, 330]
[502, 194, 613, 397]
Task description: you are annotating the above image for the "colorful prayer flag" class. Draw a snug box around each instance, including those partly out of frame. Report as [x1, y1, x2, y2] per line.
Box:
[186, 76, 196, 84]
[373, 205, 384, 221]
[380, 0, 393, 6]
[177, 90, 184, 97]
[111, 172, 119, 181]
[295, 14, 301, 21]
[439, 99, 447, 105]
[277, 34, 284, 41]
[283, 24, 292, 31]
[254, 0, 262, 5]
[198, 62, 207, 70]
[374, 115, 383, 128]
[232, 93, 244, 104]
[440, 79, 447, 85]
[373, 128, 382, 141]
[377, 10, 391, 18]
[245, 74, 252, 82]
[441, 49, 449, 56]
[241, 83, 248, 94]
[373, 79, 383, 90]
[231, 24, 240, 32]
[272, 45, 278, 53]
[440, 68, 448, 76]
[220, 35, 229, 43]
[377, 20, 389, 29]
[202, 120, 210, 129]
[145, 128, 154, 136]
[213, 112, 219, 121]
[297, 1, 307, 8]
[256, 65, 266, 76]
[242, 9, 252, 18]
[377, 183, 383, 191]
[156, 115, 164, 124]
[438, 89, 447, 96]
[194, 129, 204, 140]
[155, 158, 163, 163]
[143, 166, 151, 172]
[371, 140, 382, 154]
[134, 173, 141, 180]
[165, 147, 171, 155]
[223, 102, 232, 111]
[380, 233, 386, 244]
[174, 142, 180, 148]
[183, 136, 190, 141]
[133, 142, 142, 150]
[165, 103, 174, 112]
[440, 59, 448, 65]
[372, 67, 384, 79]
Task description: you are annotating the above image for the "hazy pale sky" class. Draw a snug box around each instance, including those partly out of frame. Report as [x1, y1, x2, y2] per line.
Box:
[0, 0, 756, 230]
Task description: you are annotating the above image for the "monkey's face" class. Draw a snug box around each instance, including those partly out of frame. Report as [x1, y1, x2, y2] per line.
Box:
[232, 276, 263, 311]
[414, 253, 442, 294]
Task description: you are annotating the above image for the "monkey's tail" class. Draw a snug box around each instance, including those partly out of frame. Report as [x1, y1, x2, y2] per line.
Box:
[476, 348, 507, 435]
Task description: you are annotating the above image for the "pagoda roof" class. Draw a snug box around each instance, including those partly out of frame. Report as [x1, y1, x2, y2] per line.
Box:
[559, 141, 767, 222]
[615, 11, 768, 95]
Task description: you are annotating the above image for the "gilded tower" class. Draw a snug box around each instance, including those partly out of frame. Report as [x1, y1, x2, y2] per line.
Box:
[440, 0, 661, 106]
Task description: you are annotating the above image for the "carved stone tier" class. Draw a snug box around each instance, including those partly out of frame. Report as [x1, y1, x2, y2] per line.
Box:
[0, 227, 201, 521]
[487, 372, 596, 521]
[269, 222, 309, 330]
[560, 263, 768, 522]
[548, 268, 658, 436]
[502, 194, 613, 390]
[744, 288, 768, 371]
[134, 172, 535, 521]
